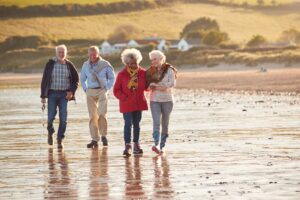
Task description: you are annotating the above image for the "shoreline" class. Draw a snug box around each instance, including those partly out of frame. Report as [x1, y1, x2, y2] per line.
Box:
[0, 66, 299, 93]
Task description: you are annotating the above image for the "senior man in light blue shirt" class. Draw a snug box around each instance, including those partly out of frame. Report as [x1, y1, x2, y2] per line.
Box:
[80, 46, 115, 148]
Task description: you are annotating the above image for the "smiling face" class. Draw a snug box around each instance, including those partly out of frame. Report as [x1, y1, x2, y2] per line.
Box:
[89, 49, 99, 63]
[150, 56, 162, 68]
[56, 47, 66, 61]
[127, 58, 138, 69]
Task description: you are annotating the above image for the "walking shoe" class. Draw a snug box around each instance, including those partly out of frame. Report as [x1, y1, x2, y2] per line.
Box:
[133, 143, 143, 155]
[152, 146, 161, 155]
[123, 143, 132, 157]
[87, 140, 98, 148]
[57, 138, 64, 149]
[48, 132, 53, 145]
[101, 136, 108, 146]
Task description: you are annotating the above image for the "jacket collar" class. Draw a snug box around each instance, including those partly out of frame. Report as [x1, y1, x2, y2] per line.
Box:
[122, 65, 141, 75]
[88, 57, 103, 66]
[51, 57, 68, 64]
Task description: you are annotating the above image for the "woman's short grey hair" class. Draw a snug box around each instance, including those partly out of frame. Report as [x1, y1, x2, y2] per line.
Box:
[121, 48, 143, 65]
[55, 44, 67, 55]
[88, 46, 100, 54]
[149, 50, 166, 63]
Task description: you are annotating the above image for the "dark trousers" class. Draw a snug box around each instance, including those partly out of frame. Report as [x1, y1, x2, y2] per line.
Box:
[123, 111, 142, 144]
[47, 90, 68, 139]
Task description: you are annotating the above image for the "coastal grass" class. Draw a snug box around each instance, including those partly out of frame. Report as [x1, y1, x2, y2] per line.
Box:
[0, 0, 130, 7]
[0, 2, 300, 43]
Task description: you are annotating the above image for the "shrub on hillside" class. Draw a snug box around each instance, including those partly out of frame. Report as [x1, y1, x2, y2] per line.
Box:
[279, 28, 300, 44]
[202, 30, 229, 46]
[181, 17, 230, 46]
[180, 17, 220, 38]
[246, 35, 267, 48]
[108, 25, 141, 43]
[0, 36, 50, 53]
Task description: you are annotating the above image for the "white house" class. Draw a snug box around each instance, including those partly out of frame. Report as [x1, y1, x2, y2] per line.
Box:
[100, 41, 113, 55]
[157, 39, 180, 51]
[157, 40, 167, 51]
[127, 40, 140, 48]
[100, 37, 202, 55]
[113, 43, 127, 53]
[100, 41, 127, 55]
[157, 38, 202, 52]
[177, 39, 190, 51]
[100, 39, 162, 55]
[178, 38, 202, 51]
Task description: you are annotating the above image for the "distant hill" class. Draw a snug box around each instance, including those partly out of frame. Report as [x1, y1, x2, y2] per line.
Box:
[0, 1, 299, 43]
[0, 0, 299, 19]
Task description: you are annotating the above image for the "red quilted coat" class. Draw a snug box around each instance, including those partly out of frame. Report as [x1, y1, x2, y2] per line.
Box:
[113, 66, 148, 113]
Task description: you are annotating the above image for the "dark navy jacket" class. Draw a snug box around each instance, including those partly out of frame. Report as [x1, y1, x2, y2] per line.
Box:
[40, 58, 79, 100]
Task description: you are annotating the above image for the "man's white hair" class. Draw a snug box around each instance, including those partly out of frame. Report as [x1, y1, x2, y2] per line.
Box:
[149, 50, 166, 64]
[55, 44, 67, 56]
[121, 48, 143, 65]
[88, 46, 100, 54]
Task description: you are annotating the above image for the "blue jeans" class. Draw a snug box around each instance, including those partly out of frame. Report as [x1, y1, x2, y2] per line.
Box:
[123, 111, 142, 144]
[47, 90, 68, 139]
[150, 101, 173, 148]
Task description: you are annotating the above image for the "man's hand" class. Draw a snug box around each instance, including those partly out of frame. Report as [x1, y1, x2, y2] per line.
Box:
[41, 98, 46, 111]
[41, 98, 46, 104]
[65, 91, 73, 100]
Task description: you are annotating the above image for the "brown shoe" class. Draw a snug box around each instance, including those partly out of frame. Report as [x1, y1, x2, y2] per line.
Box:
[87, 140, 98, 148]
[48, 132, 53, 145]
[101, 136, 108, 146]
[57, 138, 64, 149]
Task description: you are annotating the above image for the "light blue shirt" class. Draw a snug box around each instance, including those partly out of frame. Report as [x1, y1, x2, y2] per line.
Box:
[80, 58, 115, 92]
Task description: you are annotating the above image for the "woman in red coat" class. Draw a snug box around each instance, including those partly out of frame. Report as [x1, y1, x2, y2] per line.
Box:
[113, 48, 148, 156]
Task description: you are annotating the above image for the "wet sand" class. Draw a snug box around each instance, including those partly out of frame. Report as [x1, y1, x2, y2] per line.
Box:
[178, 67, 300, 92]
[1, 66, 300, 92]
[0, 87, 300, 199]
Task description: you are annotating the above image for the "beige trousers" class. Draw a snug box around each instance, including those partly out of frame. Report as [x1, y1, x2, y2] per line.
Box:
[86, 88, 108, 141]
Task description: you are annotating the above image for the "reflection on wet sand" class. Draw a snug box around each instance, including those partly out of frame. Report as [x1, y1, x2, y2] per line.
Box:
[1, 88, 300, 199]
[44, 149, 78, 199]
[152, 156, 174, 199]
[89, 148, 109, 199]
[124, 156, 146, 199]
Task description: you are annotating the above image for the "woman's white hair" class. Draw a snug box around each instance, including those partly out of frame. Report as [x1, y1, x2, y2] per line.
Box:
[55, 44, 67, 57]
[149, 50, 166, 64]
[121, 48, 143, 65]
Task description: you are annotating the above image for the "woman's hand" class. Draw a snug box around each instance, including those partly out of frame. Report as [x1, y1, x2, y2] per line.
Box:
[156, 86, 167, 91]
[150, 85, 156, 90]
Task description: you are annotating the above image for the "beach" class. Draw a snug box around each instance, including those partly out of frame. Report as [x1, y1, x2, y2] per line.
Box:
[1, 65, 300, 93]
[0, 65, 300, 199]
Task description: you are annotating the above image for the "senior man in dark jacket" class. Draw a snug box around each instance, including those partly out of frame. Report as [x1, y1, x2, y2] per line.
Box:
[40, 44, 79, 149]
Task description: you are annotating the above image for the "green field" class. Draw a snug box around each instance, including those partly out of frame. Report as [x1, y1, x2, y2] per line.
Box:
[0, 0, 129, 7]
